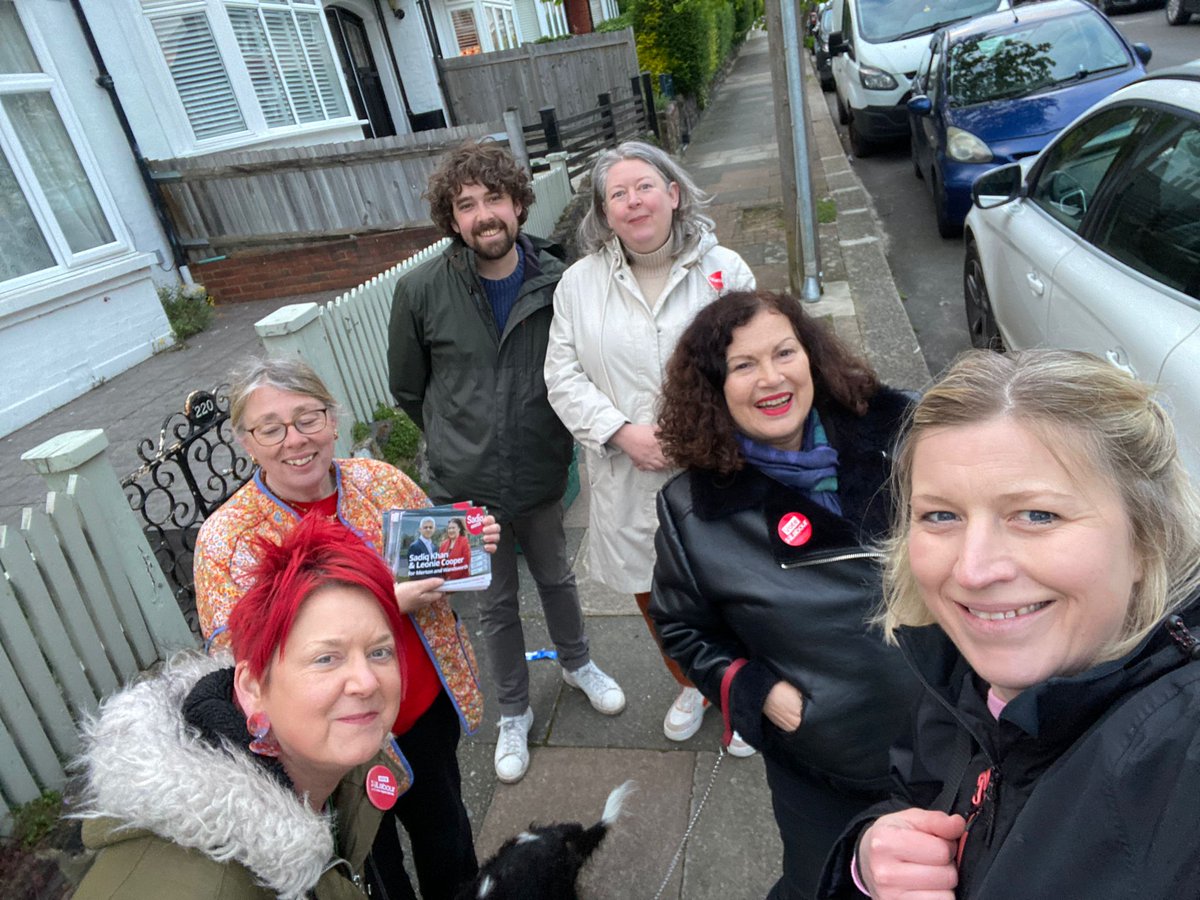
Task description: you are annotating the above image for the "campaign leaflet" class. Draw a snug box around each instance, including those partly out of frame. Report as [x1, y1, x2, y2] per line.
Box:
[382, 503, 491, 591]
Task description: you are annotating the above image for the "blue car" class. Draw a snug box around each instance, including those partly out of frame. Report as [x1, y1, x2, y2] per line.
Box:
[907, 0, 1151, 237]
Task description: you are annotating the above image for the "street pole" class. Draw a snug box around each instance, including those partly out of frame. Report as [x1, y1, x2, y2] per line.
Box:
[779, 0, 822, 301]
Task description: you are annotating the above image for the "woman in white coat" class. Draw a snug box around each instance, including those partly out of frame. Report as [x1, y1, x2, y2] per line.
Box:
[545, 141, 755, 745]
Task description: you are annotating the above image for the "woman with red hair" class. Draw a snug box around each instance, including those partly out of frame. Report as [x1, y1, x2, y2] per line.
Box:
[194, 357, 499, 899]
[73, 516, 410, 899]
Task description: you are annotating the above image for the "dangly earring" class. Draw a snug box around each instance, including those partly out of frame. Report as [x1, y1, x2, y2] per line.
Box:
[246, 711, 281, 757]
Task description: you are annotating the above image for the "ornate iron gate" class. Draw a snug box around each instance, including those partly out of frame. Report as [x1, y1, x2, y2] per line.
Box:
[121, 388, 251, 636]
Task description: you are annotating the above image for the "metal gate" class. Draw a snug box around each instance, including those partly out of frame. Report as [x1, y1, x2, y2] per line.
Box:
[121, 388, 251, 636]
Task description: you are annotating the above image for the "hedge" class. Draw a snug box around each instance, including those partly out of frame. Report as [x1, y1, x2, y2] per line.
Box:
[630, 0, 759, 104]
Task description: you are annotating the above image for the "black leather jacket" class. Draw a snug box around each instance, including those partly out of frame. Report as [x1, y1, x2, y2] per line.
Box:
[650, 388, 921, 792]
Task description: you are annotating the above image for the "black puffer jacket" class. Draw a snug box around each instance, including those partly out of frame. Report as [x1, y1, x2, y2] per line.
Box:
[388, 234, 572, 521]
[818, 594, 1200, 899]
[650, 388, 921, 792]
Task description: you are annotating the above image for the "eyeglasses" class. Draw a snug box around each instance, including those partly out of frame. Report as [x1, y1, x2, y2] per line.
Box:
[245, 408, 329, 446]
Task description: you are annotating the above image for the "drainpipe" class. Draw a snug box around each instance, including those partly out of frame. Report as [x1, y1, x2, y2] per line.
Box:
[68, 0, 192, 282]
[371, 0, 417, 130]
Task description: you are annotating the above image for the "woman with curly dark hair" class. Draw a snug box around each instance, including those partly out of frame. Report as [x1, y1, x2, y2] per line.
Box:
[649, 290, 922, 900]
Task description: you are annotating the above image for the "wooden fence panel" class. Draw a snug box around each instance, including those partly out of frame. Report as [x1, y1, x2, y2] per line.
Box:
[0, 527, 96, 714]
[150, 123, 493, 256]
[438, 30, 640, 125]
[0, 716, 38, 810]
[68, 476, 157, 672]
[46, 491, 139, 683]
[20, 510, 119, 698]
[0, 644, 62, 791]
[0, 567, 78, 761]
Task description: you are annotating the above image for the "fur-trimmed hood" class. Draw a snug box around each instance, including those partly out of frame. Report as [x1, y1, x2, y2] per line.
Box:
[74, 652, 338, 899]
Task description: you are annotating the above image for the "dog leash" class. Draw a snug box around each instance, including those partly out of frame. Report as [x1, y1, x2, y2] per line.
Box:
[651, 746, 726, 900]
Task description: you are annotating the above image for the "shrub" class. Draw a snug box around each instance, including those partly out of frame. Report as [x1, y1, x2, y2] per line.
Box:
[370, 403, 423, 473]
[596, 10, 634, 32]
[630, 0, 757, 105]
[12, 791, 62, 850]
[158, 282, 214, 341]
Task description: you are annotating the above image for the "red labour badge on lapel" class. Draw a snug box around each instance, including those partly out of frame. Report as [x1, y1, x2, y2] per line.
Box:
[777, 512, 813, 547]
[708, 271, 724, 292]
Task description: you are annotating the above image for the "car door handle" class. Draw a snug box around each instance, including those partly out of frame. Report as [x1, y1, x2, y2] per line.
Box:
[1105, 349, 1136, 378]
[1025, 272, 1044, 296]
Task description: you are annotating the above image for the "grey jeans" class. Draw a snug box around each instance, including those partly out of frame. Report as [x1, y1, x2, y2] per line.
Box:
[480, 498, 590, 715]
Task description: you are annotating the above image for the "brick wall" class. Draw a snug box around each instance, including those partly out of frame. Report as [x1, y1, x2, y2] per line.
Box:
[195, 227, 443, 304]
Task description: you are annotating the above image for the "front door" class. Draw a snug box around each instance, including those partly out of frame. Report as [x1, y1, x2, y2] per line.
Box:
[326, 7, 397, 139]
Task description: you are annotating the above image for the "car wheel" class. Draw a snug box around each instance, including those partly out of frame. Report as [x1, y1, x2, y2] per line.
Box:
[1166, 0, 1192, 23]
[911, 138, 924, 181]
[935, 175, 961, 239]
[848, 115, 874, 157]
[964, 242, 1003, 351]
[835, 88, 849, 125]
[820, 74, 834, 93]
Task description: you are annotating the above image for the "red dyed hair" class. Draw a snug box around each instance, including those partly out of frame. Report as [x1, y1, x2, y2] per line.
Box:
[228, 514, 404, 679]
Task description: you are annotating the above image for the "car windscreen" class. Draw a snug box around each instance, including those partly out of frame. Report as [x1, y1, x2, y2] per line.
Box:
[857, 0, 1000, 43]
[947, 13, 1131, 106]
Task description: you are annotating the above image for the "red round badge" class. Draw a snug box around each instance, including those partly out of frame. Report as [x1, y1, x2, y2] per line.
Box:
[365, 765, 400, 810]
[777, 512, 813, 547]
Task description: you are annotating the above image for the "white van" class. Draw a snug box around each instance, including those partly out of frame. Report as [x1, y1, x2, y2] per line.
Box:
[828, 0, 1004, 155]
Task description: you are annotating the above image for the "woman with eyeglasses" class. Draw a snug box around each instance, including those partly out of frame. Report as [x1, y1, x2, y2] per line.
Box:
[194, 357, 497, 900]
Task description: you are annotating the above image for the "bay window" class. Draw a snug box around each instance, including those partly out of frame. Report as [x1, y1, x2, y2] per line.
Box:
[139, 0, 354, 145]
[0, 1, 121, 287]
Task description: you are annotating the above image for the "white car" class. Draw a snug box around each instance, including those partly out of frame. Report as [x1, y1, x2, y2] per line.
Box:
[962, 62, 1200, 476]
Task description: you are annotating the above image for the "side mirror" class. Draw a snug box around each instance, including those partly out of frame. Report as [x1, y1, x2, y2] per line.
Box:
[828, 31, 848, 57]
[907, 95, 932, 116]
[972, 163, 1023, 210]
[1132, 43, 1152, 65]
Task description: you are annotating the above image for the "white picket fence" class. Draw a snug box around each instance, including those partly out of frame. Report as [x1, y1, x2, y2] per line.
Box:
[2, 429, 197, 831]
[255, 153, 576, 431]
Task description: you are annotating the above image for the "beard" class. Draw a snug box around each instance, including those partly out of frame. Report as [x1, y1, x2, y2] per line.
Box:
[465, 219, 518, 260]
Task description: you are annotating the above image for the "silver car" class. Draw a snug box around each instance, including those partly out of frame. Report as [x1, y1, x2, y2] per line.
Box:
[963, 62, 1200, 475]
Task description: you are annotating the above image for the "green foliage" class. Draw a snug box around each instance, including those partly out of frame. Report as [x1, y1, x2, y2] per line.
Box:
[369, 403, 422, 473]
[351, 420, 371, 444]
[383, 413, 421, 465]
[12, 792, 62, 850]
[596, 10, 634, 32]
[817, 197, 837, 224]
[158, 282, 214, 341]
[630, 0, 757, 104]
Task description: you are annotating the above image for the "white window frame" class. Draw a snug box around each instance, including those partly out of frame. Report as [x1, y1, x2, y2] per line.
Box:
[443, 0, 522, 56]
[134, 0, 360, 152]
[0, 2, 130, 299]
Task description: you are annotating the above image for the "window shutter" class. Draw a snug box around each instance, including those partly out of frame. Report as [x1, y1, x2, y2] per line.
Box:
[150, 12, 247, 140]
[260, 9, 322, 123]
[450, 7, 481, 55]
[227, 7, 295, 127]
[295, 10, 349, 119]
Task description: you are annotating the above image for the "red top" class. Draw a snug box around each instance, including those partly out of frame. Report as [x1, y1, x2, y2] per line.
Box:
[438, 535, 472, 580]
[290, 494, 442, 735]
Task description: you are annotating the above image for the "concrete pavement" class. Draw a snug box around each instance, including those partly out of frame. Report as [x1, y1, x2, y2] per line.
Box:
[0, 28, 928, 899]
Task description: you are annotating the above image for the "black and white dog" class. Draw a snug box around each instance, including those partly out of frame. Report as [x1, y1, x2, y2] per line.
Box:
[456, 781, 635, 900]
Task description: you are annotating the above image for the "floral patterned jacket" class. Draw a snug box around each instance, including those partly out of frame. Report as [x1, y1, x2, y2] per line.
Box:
[193, 457, 484, 734]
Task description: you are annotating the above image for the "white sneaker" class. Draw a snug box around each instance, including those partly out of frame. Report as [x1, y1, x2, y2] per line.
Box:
[495, 707, 534, 784]
[562, 661, 626, 715]
[728, 731, 757, 758]
[664, 686, 709, 741]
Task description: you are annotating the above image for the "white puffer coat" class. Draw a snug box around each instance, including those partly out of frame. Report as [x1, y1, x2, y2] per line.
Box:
[545, 231, 754, 592]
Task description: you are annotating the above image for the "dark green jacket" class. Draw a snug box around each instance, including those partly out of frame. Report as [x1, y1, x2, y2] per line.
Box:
[388, 234, 573, 521]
